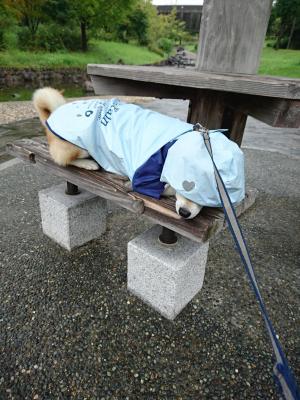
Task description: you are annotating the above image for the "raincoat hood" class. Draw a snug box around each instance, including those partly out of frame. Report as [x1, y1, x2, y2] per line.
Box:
[160, 130, 245, 207]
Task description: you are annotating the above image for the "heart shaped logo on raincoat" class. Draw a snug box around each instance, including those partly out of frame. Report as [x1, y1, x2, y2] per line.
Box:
[182, 180, 195, 191]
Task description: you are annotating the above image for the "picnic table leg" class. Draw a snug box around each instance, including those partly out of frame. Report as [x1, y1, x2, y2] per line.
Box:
[187, 91, 247, 146]
[189, 0, 272, 145]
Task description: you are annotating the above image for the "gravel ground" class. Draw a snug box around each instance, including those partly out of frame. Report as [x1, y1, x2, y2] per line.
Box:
[0, 147, 299, 399]
[0, 100, 36, 125]
[0, 96, 153, 125]
[1, 97, 299, 398]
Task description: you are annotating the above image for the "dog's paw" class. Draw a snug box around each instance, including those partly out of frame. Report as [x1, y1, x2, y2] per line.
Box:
[123, 180, 133, 192]
[162, 184, 176, 197]
[69, 159, 100, 170]
[83, 160, 100, 170]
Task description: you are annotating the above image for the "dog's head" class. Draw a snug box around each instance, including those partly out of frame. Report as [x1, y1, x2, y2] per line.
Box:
[175, 192, 202, 219]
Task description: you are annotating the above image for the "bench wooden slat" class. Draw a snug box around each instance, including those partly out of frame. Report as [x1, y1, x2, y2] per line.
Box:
[88, 67, 300, 128]
[87, 64, 300, 100]
[7, 137, 257, 243]
[6, 138, 145, 215]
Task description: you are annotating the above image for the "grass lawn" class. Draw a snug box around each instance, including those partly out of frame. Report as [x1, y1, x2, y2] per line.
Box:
[0, 86, 86, 102]
[0, 41, 299, 102]
[0, 40, 163, 101]
[259, 47, 300, 78]
[184, 45, 300, 79]
[0, 40, 163, 68]
[0, 41, 298, 77]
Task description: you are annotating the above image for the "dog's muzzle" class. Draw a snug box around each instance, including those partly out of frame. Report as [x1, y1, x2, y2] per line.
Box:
[178, 207, 191, 219]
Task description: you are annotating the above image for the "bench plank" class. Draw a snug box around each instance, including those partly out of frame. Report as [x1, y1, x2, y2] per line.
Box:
[87, 64, 300, 100]
[89, 71, 300, 128]
[6, 137, 257, 243]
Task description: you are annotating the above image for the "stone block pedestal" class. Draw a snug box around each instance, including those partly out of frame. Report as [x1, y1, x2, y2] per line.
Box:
[128, 225, 209, 320]
[39, 183, 107, 251]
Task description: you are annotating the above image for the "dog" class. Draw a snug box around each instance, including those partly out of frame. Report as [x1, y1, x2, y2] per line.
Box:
[33, 87, 245, 219]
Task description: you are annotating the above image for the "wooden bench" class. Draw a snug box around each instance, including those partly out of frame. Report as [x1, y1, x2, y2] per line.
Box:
[6, 137, 257, 243]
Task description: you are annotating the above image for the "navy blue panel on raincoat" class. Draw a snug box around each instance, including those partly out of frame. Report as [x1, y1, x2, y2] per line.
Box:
[46, 99, 245, 207]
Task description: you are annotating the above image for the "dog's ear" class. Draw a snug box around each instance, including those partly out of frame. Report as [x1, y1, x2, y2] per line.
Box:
[59, 89, 65, 95]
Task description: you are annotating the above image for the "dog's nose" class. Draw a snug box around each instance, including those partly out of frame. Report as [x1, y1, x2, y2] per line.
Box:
[178, 207, 191, 219]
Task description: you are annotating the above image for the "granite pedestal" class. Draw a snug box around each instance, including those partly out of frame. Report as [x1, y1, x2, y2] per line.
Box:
[128, 225, 209, 319]
[39, 183, 107, 251]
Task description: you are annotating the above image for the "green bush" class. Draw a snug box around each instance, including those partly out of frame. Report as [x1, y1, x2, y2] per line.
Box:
[157, 37, 173, 54]
[113, 2, 189, 55]
[0, 4, 19, 51]
[0, 32, 3, 50]
[60, 27, 81, 51]
[2, 28, 19, 50]
[18, 24, 81, 52]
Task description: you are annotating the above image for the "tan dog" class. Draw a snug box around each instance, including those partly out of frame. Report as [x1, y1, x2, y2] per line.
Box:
[33, 87, 202, 219]
[33, 88, 99, 171]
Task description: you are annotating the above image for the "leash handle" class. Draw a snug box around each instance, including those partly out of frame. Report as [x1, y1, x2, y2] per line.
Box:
[197, 126, 300, 400]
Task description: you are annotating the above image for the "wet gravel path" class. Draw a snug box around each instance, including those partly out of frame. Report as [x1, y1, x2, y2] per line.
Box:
[0, 148, 299, 399]
[0, 96, 153, 125]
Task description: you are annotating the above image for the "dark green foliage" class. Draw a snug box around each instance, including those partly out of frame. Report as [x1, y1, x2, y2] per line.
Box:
[42, 0, 71, 25]
[114, 2, 190, 55]
[157, 37, 173, 55]
[66, 0, 138, 51]
[268, 0, 300, 49]
[116, 7, 149, 45]
[0, 0, 190, 55]
[1, 0, 138, 52]
[18, 23, 81, 51]
[128, 8, 148, 45]
[0, 1, 19, 50]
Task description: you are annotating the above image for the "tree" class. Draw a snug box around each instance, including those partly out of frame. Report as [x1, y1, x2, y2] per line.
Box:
[68, 0, 138, 52]
[144, 3, 189, 53]
[42, 0, 70, 25]
[0, 1, 19, 49]
[3, 0, 138, 52]
[270, 0, 300, 49]
[4, 0, 48, 39]
[116, 5, 149, 45]
[165, 8, 189, 46]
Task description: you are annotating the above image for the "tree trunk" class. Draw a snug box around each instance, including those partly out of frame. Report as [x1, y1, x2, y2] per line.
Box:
[80, 21, 88, 52]
[275, 22, 285, 50]
[287, 17, 296, 49]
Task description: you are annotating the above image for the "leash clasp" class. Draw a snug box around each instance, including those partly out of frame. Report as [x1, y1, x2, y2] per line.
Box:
[193, 123, 209, 140]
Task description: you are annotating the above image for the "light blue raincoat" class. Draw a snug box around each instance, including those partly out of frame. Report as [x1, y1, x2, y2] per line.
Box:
[46, 98, 245, 207]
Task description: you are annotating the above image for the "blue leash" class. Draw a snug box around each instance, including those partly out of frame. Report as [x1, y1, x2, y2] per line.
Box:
[194, 124, 300, 400]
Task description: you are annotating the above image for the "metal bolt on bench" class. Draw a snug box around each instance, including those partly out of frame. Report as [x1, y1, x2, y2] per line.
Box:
[65, 181, 80, 195]
[159, 227, 178, 245]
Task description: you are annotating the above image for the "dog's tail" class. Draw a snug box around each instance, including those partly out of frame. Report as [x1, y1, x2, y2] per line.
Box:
[33, 87, 65, 126]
